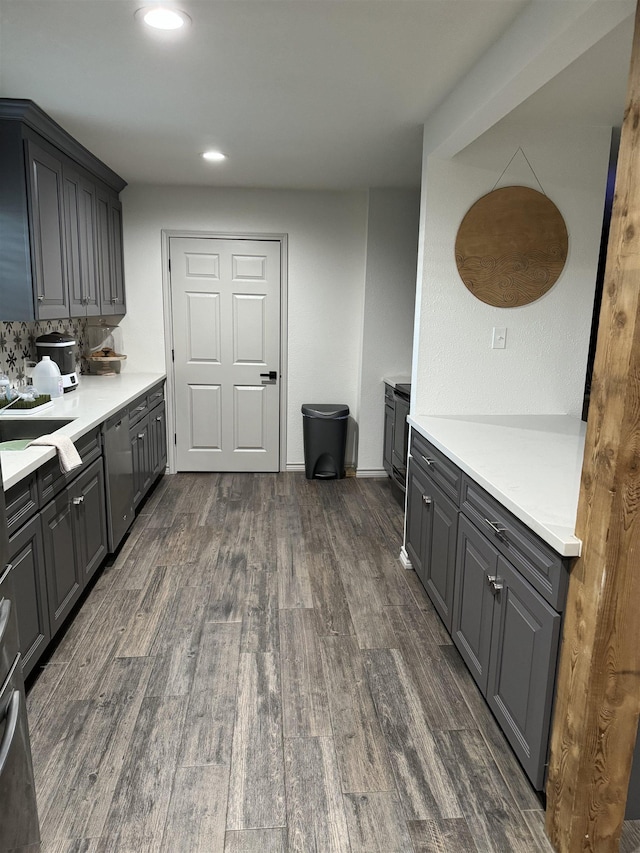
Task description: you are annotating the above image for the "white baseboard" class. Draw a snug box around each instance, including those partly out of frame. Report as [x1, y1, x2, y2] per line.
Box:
[355, 469, 387, 478]
[285, 464, 306, 472]
[399, 547, 413, 570]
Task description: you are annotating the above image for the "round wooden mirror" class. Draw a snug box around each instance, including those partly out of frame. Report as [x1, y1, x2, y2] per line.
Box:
[455, 186, 568, 308]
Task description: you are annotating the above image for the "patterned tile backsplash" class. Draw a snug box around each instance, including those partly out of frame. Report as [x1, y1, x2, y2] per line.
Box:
[0, 318, 88, 383]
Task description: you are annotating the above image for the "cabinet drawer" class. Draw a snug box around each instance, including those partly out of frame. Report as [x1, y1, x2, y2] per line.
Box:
[5, 474, 38, 537]
[461, 474, 569, 611]
[410, 430, 461, 505]
[37, 427, 102, 505]
[128, 393, 149, 426]
[147, 383, 164, 410]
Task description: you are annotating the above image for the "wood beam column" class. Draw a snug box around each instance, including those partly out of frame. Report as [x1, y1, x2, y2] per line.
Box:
[546, 4, 640, 850]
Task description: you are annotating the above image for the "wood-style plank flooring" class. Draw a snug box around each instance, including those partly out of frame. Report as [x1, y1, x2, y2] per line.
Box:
[25, 473, 640, 852]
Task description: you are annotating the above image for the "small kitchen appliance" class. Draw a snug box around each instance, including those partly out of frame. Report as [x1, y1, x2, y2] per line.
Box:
[35, 332, 78, 392]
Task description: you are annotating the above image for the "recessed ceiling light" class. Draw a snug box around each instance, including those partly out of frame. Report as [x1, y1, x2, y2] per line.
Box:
[136, 6, 190, 30]
[202, 150, 226, 162]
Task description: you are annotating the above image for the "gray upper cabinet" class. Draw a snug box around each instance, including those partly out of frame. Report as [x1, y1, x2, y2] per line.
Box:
[25, 137, 69, 320]
[97, 188, 126, 315]
[0, 99, 127, 321]
[64, 165, 100, 317]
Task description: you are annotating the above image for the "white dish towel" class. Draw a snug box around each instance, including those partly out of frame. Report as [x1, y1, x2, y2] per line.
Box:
[31, 434, 82, 473]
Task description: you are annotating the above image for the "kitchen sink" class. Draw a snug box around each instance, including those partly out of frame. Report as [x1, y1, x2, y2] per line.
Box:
[0, 418, 75, 446]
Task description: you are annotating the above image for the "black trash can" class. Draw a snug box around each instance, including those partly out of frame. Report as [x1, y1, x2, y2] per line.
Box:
[301, 403, 349, 480]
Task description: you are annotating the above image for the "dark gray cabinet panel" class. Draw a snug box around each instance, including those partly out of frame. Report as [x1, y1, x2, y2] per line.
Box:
[131, 418, 152, 509]
[0, 99, 127, 321]
[41, 490, 81, 635]
[487, 556, 561, 790]
[405, 457, 430, 578]
[383, 403, 393, 476]
[8, 513, 50, 678]
[150, 401, 167, 478]
[25, 138, 69, 319]
[452, 515, 497, 694]
[97, 188, 126, 315]
[423, 477, 458, 632]
[103, 412, 135, 553]
[64, 165, 100, 318]
[72, 459, 108, 584]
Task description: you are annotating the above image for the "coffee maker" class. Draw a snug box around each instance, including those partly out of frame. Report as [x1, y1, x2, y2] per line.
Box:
[35, 333, 78, 392]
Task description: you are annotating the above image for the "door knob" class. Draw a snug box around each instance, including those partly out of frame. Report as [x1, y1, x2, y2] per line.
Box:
[260, 371, 277, 381]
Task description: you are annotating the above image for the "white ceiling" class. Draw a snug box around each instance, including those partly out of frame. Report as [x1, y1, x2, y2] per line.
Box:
[0, 0, 633, 190]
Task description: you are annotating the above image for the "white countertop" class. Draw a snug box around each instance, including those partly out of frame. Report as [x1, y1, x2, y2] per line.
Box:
[1, 372, 166, 490]
[407, 414, 585, 557]
[383, 375, 411, 388]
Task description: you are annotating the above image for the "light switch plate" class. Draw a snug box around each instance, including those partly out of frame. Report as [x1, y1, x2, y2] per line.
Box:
[492, 327, 507, 349]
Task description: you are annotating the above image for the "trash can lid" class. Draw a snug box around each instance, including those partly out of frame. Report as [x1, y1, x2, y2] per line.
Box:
[301, 403, 349, 418]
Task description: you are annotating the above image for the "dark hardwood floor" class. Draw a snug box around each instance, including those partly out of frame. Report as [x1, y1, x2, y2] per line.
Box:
[25, 473, 640, 852]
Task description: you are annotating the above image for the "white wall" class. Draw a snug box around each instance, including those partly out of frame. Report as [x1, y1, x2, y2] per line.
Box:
[413, 121, 612, 418]
[120, 185, 368, 467]
[357, 189, 419, 473]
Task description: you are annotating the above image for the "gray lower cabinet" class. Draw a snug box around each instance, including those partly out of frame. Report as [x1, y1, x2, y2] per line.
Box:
[453, 517, 561, 788]
[406, 449, 458, 632]
[131, 418, 152, 509]
[103, 412, 135, 553]
[7, 513, 49, 678]
[41, 457, 107, 634]
[149, 401, 167, 477]
[129, 386, 166, 508]
[406, 427, 569, 791]
[383, 400, 393, 476]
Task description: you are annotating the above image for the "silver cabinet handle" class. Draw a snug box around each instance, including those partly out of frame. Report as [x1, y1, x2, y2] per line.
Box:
[421, 454, 434, 466]
[37, 295, 44, 302]
[487, 575, 504, 593]
[111, 297, 118, 303]
[484, 519, 507, 539]
[156, 417, 162, 422]
[138, 433, 145, 440]
[72, 496, 84, 505]
[0, 564, 13, 586]
[422, 495, 432, 506]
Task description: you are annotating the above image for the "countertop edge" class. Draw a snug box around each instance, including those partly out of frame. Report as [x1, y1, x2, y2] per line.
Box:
[1, 372, 166, 491]
[407, 414, 582, 558]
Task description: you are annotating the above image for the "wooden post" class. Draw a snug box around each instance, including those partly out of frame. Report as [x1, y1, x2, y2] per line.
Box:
[546, 3, 640, 851]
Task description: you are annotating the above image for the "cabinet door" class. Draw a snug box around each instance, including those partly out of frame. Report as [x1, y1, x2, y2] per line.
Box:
[150, 402, 167, 477]
[487, 556, 561, 790]
[96, 187, 115, 315]
[63, 165, 84, 317]
[8, 514, 50, 678]
[26, 139, 69, 319]
[41, 491, 82, 636]
[72, 458, 107, 585]
[452, 515, 497, 694]
[405, 457, 430, 577]
[131, 417, 151, 507]
[383, 404, 393, 475]
[77, 174, 100, 316]
[109, 195, 126, 313]
[422, 477, 458, 632]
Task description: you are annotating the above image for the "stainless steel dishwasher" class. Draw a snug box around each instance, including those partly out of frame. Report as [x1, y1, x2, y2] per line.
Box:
[103, 411, 135, 552]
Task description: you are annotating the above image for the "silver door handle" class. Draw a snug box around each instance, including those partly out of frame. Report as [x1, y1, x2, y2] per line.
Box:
[37, 295, 44, 302]
[421, 454, 434, 466]
[487, 575, 504, 593]
[138, 433, 145, 440]
[484, 519, 507, 539]
[72, 496, 84, 505]
[422, 495, 432, 506]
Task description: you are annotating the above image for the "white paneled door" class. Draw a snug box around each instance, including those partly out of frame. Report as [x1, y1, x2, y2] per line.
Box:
[169, 237, 281, 472]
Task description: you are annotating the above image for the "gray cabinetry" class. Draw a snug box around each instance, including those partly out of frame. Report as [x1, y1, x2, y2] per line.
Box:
[72, 458, 108, 584]
[97, 189, 126, 315]
[129, 383, 166, 508]
[383, 386, 393, 476]
[25, 137, 69, 320]
[103, 412, 135, 553]
[7, 514, 49, 679]
[405, 426, 570, 791]
[406, 450, 458, 632]
[41, 486, 81, 634]
[0, 99, 127, 321]
[64, 165, 100, 318]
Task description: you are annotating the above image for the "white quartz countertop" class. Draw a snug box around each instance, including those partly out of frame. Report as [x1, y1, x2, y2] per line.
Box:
[407, 414, 586, 557]
[1, 372, 166, 490]
[383, 375, 411, 388]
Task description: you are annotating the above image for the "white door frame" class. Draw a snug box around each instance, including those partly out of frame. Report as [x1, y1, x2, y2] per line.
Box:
[161, 229, 289, 475]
